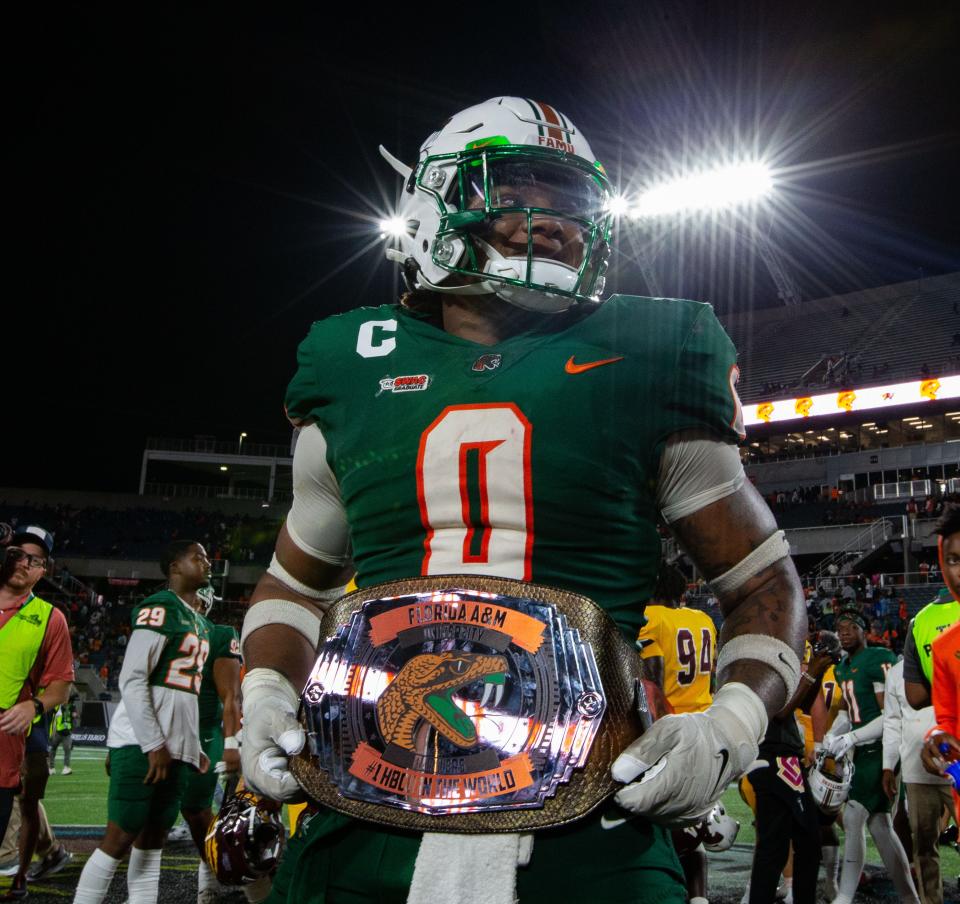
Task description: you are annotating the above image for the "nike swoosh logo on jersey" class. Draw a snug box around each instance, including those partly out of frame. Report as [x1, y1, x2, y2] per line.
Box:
[564, 355, 624, 374]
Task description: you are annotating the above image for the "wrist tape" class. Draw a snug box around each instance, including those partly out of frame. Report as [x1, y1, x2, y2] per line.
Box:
[716, 634, 801, 699]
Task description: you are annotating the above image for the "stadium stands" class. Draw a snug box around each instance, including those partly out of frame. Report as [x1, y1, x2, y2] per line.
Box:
[722, 272, 960, 402]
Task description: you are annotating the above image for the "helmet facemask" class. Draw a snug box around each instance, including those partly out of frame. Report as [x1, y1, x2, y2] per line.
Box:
[413, 146, 613, 313]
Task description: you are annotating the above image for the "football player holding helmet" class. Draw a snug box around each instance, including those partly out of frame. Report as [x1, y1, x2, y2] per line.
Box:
[808, 750, 854, 816]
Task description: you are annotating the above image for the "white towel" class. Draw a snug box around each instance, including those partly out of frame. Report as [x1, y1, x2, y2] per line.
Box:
[407, 832, 534, 904]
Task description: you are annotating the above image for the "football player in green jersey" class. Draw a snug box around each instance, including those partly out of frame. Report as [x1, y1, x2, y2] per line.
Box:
[177, 585, 245, 904]
[823, 607, 918, 904]
[73, 541, 212, 904]
[240, 97, 808, 904]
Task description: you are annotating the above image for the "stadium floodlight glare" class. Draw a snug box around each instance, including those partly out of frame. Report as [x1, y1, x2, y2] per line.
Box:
[605, 195, 631, 217]
[379, 217, 407, 238]
[633, 161, 773, 219]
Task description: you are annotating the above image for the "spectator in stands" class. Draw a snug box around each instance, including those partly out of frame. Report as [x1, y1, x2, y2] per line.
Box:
[907, 498, 919, 524]
[840, 581, 857, 606]
[0, 526, 74, 899]
[866, 619, 895, 649]
[919, 560, 931, 583]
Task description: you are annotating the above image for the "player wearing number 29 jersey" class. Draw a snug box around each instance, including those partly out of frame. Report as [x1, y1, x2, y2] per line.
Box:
[107, 588, 211, 768]
[75, 541, 214, 904]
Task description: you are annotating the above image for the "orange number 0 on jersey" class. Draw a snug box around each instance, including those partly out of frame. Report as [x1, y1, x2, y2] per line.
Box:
[417, 404, 533, 580]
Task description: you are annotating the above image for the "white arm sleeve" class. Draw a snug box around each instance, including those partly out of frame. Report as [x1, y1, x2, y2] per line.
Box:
[882, 669, 903, 771]
[118, 631, 169, 753]
[285, 424, 352, 565]
[657, 431, 745, 523]
[850, 714, 884, 746]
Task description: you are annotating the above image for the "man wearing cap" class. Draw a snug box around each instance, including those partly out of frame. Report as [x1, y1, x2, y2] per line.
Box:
[823, 606, 917, 904]
[0, 526, 75, 900]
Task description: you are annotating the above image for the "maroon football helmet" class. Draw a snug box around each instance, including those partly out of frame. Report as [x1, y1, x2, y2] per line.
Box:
[204, 788, 285, 885]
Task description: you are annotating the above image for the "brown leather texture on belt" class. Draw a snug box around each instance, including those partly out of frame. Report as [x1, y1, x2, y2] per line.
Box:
[289, 575, 645, 833]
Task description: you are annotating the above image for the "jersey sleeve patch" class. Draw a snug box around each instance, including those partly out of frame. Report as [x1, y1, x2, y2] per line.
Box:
[133, 605, 167, 629]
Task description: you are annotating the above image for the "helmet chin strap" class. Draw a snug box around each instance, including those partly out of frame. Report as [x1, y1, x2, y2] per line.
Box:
[415, 270, 496, 296]
[409, 239, 579, 312]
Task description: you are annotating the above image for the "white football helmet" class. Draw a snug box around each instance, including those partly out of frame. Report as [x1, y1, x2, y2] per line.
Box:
[380, 97, 615, 313]
[808, 750, 855, 815]
[671, 802, 739, 856]
[702, 801, 740, 852]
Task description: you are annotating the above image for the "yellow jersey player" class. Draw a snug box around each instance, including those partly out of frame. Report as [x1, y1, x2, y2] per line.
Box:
[638, 564, 717, 904]
[638, 564, 716, 714]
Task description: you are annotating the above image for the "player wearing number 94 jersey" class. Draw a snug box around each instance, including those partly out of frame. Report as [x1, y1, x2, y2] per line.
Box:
[73, 541, 212, 904]
[638, 565, 716, 715]
[241, 97, 807, 904]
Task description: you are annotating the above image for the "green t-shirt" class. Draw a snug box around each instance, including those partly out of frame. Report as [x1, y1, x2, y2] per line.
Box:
[285, 296, 742, 637]
[197, 622, 241, 727]
[131, 590, 211, 696]
[835, 645, 897, 728]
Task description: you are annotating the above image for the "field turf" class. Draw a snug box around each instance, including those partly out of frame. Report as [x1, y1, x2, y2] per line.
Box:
[3, 747, 958, 902]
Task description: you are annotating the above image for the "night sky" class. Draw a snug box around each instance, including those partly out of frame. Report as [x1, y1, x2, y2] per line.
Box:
[7, 3, 960, 491]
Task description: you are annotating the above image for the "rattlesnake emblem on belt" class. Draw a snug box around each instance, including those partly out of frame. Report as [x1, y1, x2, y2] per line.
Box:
[291, 575, 647, 833]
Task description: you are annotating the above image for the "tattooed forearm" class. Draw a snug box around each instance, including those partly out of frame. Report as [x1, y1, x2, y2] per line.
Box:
[718, 571, 790, 633]
[715, 560, 806, 714]
[670, 478, 806, 716]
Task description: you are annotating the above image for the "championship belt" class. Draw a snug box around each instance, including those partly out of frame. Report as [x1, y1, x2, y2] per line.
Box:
[290, 576, 650, 833]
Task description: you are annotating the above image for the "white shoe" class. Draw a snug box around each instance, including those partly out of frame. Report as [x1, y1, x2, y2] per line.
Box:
[61, 766, 73, 775]
[197, 890, 219, 904]
[0, 860, 19, 878]
[48, 765, 55, 775]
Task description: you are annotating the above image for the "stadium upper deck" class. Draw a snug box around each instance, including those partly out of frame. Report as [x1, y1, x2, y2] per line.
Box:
[721, 271, 960, 404]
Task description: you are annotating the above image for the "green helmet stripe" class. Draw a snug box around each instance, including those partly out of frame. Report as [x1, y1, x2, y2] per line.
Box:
[523, 98, 545, 138]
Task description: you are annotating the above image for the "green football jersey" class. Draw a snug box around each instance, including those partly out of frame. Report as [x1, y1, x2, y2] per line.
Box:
[197, 622, 241, 727]
[834, 645, 897, 727]
[131, 590, 211, 696]
[285, 296, 743, 637]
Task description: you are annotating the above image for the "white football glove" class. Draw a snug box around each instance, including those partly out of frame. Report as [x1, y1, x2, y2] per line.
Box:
[240, 668, 306, 801]
[823, 732, 856, 759]
[610, 682, 767, 827]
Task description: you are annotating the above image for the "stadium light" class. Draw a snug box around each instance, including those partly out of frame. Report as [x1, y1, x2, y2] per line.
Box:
[633, 161, 773, 219]
[379, 217, 407, 239]
[605, 195, 631, 217]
